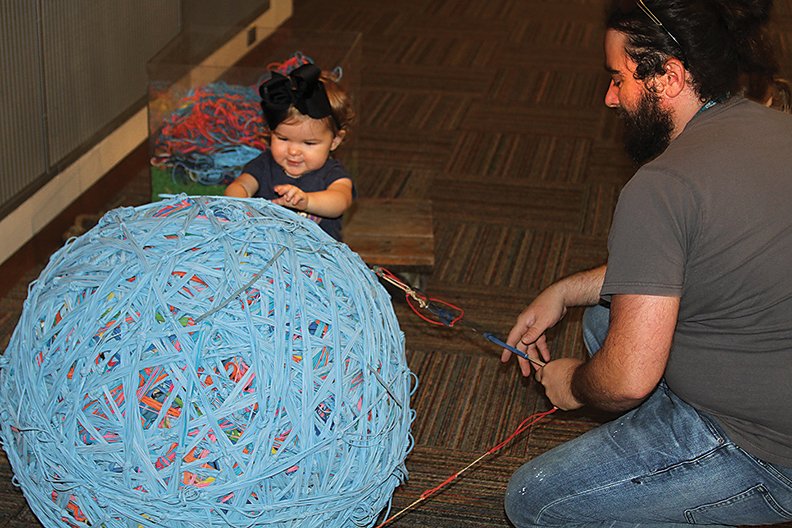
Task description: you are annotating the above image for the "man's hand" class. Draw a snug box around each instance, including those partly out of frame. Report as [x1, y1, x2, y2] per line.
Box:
[503, 265, 606, 377]
[503, 284, 568, 377]
[535, 358, 585, 410]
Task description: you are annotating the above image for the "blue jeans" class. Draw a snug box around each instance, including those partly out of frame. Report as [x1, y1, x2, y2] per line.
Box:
[504, 304, 792, 527]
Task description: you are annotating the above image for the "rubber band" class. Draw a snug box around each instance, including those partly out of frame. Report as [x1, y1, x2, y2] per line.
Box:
[150, 51, 316, 187]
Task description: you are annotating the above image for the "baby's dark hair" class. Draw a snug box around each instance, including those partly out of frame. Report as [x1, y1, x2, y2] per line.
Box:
[281, 71, 356, 138]
[606, 0, 779, 103]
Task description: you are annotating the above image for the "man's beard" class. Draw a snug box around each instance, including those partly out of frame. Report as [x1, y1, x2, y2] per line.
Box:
[617, 90, 674, 165]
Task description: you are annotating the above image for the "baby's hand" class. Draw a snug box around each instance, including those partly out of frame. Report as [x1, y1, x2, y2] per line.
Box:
[272, 184, 309, 211]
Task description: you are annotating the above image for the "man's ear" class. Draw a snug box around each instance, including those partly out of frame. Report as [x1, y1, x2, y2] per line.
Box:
[660, 57, 688, 98]
[330, 129, 346, 151]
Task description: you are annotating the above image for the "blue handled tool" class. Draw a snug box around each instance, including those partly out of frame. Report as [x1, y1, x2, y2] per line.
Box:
[482, 332, 546, 367]
[423, 300, 547, 368]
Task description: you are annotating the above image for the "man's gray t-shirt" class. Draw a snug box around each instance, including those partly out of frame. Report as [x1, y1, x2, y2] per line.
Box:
[601, 97, 792, 466]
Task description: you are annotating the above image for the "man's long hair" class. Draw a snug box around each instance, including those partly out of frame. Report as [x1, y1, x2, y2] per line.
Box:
[606, 0, 779, 103]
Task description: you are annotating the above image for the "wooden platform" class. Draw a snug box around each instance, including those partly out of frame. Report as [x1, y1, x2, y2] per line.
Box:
[343, 198, 434, 274]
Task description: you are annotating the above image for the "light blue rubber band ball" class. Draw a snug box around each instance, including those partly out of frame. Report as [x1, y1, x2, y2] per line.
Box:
[0, 195, 415, 527]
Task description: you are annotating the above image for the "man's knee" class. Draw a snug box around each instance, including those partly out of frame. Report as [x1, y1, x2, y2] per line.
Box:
[504, 460, 551, 527]
[504, 430, 613, 527]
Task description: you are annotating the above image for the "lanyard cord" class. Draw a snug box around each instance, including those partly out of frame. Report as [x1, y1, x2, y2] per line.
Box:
[371, 266, 556, 526]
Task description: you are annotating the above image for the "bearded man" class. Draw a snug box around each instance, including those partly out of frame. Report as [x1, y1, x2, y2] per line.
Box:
[502, 1, 792, 526]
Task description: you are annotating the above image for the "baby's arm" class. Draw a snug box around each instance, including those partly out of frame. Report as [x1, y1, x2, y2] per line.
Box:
[272, 178, 352, 218]
[224, 173, 259, 198]
[273, 178, 353, 217]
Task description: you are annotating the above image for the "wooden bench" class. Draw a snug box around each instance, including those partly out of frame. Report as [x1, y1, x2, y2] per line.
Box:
[343, 198, 434, 286]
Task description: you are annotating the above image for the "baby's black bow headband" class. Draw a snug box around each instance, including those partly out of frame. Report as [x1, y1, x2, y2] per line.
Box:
[259, 63, 335, 130]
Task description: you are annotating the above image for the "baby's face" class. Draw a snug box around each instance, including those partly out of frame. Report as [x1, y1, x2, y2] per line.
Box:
[269, 117, 342, 178]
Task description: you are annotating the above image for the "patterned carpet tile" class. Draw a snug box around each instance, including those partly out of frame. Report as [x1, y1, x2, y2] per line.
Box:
[506, 16, 606, 51]
[488, 67, 607, 109]
[3, 507, 41, 528]
[364, 62, 496, 97]
[431, 222, 573, 290]
[590, 103, 623, 137]
[0, 455, 26, 525]
[385, 444, 576, 527]
[382, 34, 505, 69]
[386, 448, 528, 525]
[289, 3, 407, 37]
[575, 183, 621, 239]
[405, 347, 545, 450]
[443, 130, 593, 183]
[355, 129, 456, 172]
[585, 144, 636, 184]
[560, 232, 609, 272]
[360, 90, 471, 132]
[353, 163, 436, 199]
[430, 178, 587, 232]
[0, 271, 41, 350]
[462, 102, 603, 137]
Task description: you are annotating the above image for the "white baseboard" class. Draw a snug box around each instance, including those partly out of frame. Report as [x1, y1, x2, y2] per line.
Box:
[0, 0, 292, 267]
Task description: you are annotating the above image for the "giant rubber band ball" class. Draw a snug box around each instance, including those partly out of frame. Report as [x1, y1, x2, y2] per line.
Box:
[0, 195, 415, 527]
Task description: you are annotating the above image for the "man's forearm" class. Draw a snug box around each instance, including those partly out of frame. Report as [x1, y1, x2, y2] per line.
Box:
[555, 264, 607, 308]
[571, 360, 646, 412]
[569, 292, 677, 413]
